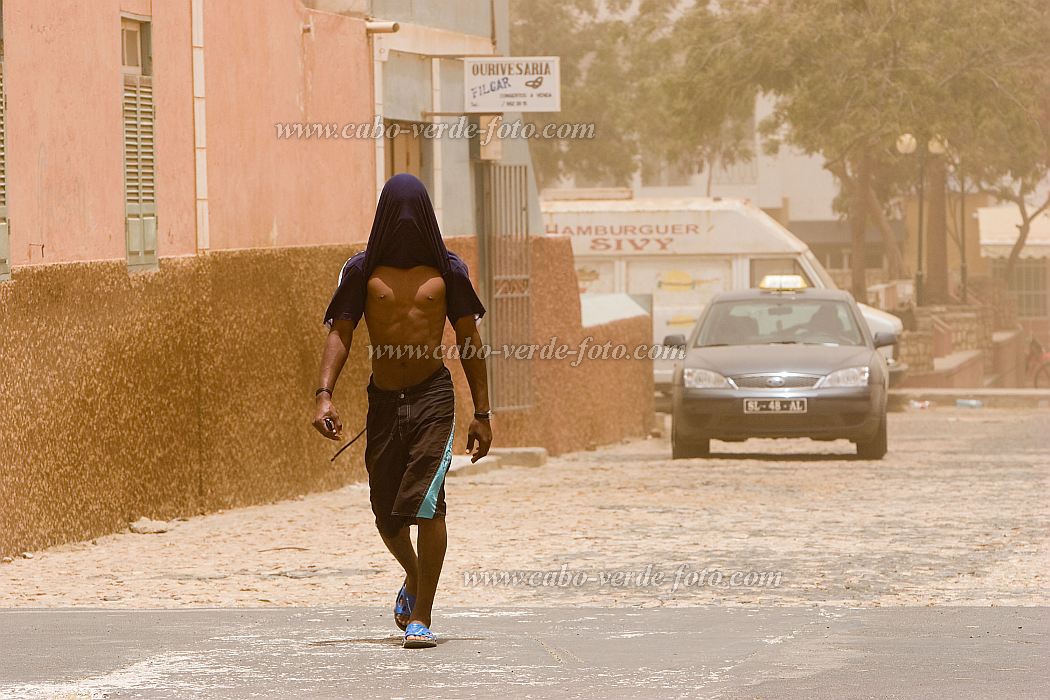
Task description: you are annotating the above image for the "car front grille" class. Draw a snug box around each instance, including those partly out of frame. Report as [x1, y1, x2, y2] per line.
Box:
[729, 373, 822, 389]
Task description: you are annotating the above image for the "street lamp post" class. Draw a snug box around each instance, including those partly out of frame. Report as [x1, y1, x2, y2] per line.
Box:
[897, 133, 925, 306]
[896, 133, 948, 307]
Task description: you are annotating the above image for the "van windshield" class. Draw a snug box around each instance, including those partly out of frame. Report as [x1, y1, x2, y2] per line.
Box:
[696, 298, 865, 347]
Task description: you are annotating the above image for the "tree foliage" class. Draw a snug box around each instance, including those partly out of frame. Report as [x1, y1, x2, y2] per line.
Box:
[668, 0, 1050, 292]
[512, 0, 1050, 291]
[511, 0, 699, 188]
[510, 0, 637, 187]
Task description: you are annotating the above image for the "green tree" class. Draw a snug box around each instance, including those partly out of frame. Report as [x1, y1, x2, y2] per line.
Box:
[636, 2, 758, 194]
[510, 0, 638, 188]
[953, 42, 1050, 280]
[510, 0, 703, 189]
[663, 0, 1050, 303]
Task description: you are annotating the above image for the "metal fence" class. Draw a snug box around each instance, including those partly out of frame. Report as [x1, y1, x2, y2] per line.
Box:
[478, 162, 533, 411]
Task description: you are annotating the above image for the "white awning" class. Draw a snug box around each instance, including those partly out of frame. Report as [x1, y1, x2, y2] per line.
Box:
[580, 293, 649, 328]
[978, 205, 1050, 259]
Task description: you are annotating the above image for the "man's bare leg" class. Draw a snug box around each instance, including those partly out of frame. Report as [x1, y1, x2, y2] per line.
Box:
[407, 516, 447, 635]
[381, 525, 419, 627]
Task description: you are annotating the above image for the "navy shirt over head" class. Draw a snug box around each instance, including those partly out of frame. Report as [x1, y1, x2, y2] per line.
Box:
[323, 173, 486, 328]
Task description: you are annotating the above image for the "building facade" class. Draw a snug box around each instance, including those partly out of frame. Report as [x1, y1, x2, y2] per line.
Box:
[1, 0, 377, 272]
[0, 0, 654, 556]
[0, 0, 538, 272]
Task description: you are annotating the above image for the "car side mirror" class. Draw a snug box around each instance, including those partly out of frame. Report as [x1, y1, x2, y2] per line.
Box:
[662, 334, 687, 349]
[873, 332, 898, 349]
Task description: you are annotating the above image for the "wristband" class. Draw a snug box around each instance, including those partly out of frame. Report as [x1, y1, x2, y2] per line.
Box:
[315, 387, 333, 398]
[474, 410, 493, 421]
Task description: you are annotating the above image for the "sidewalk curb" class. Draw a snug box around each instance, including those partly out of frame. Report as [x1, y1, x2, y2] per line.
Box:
[889, 388, 1050, 411]
[487, 447, 548, 468]
[448, 447, 549, 477]
[447, 455, 504, 477]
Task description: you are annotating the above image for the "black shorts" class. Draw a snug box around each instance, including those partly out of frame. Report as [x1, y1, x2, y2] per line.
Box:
[365, 365, 456, 537]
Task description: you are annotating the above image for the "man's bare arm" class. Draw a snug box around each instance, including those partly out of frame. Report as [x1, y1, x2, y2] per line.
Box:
[313, 319, 355, 440]
[454, 316, 492, 462]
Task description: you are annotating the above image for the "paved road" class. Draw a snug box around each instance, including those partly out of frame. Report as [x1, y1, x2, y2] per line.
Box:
[1, 408, 1048, 697]
[2, 409, 1046, 609]
[1, 606, 1046, 698]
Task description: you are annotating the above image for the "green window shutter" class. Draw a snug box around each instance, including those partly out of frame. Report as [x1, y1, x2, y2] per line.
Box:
[0, 59, 10, 281]
[123, 73, 156, 269]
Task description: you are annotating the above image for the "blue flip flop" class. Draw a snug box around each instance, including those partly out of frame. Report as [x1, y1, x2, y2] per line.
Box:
[394, 583, 416, 631]
[403, 621, 437, 649]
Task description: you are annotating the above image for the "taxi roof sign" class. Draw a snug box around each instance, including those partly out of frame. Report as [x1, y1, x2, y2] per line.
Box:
[758, 274, 809, 291]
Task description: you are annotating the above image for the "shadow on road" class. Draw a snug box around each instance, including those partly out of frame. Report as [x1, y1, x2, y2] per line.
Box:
[309, 636, 485, 647]
[684, 451, 865, 462]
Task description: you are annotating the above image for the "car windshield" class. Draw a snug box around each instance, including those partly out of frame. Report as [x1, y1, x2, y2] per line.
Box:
[696, 297, 865, 347]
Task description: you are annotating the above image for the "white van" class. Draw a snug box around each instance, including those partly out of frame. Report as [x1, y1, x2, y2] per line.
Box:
[540, 194, 903, 392]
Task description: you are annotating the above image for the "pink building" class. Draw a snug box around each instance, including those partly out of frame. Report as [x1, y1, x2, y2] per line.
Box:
[0, 1, 653, 557]
[0, 0, 386, 555]
[1, 0, 375, 273]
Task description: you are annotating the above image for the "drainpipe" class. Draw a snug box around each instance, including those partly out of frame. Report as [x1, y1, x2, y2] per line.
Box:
[191, 0, 210, 252]
[430, 57, 443, 228]
[368, 21, 400, 201]
[371, 40, 386, 200]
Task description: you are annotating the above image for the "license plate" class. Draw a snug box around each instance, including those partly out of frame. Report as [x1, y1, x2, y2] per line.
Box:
[743, 398, 808, 414]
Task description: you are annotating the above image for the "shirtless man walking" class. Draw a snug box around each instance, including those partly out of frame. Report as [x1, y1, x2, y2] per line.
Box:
[312, 174, 492, 648]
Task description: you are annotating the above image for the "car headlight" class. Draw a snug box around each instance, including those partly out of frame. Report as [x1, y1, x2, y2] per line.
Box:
[818, 366, 870, 388]
[683, 368, 731, 389]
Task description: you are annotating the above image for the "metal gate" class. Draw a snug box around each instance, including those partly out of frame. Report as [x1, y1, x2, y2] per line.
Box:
[479, 163, 533, 411]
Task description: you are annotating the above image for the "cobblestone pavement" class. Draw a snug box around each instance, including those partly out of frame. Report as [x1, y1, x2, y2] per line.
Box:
[1, 409, 1047, 609]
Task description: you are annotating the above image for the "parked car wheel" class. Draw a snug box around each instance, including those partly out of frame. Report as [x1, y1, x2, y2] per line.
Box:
[855, 414, 888, 460]
[671, 423, 710, 459]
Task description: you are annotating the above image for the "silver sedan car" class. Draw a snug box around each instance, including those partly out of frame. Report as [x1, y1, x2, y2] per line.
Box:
[664, 287, 897, 459]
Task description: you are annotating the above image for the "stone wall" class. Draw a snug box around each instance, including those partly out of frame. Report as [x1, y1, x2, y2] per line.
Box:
[898, 303, 1013, 386]
[898, 330, 934, 373]
[0, 237, 653, 556]
[912, 305, 995, 364]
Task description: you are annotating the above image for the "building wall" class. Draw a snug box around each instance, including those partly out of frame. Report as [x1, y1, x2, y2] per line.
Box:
[369, 0, 494, 38]
[633, 95, 841, 223]
[5, 0, 131, 265]
[193, 2, 376, 250]
[0, 236, 652, 557]
[0, 247, 354, 558]
[4, 0, 198, 264]
[1, 0, 374, 267]
[148, 0, 199, 257]
[516, 235, 654, 454]
[0, 1, 654, 557]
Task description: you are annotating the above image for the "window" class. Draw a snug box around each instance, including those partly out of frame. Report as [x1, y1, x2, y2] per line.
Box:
[993, 258, 1048, 319]
[696, 299, 865, 347]
[122, 17, 156, 269]
[750, 258, 813, 287]
[121, 17, 152, 76]
[122, 21, 141, 71]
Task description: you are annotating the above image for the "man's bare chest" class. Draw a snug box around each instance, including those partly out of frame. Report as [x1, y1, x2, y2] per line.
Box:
[365, 266, 446, 325]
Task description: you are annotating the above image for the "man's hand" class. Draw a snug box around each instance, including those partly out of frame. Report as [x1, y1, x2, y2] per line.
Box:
[455, 316, 493, 464]
[466, 418, 492, 463]
[313, 397, 342, 440]
[313, 320, 354, 441]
